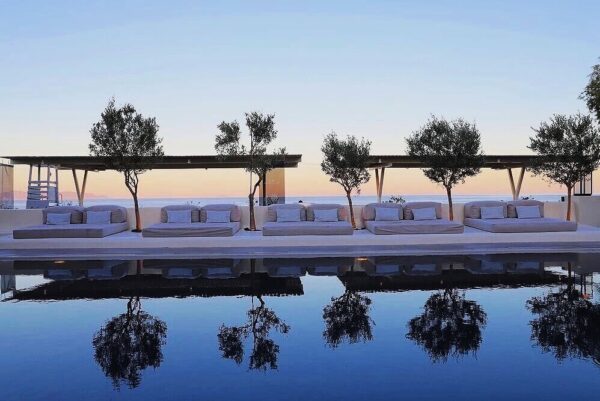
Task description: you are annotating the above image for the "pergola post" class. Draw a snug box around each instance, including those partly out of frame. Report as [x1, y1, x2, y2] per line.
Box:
[507, 167, 526, 200]
[72, 169, 89, 206]
[375, 169, 380, 202]
[373, 165, 389, 203]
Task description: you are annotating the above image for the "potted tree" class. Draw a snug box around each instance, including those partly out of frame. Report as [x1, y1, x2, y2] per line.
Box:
[89, 98, 164, 232]
[529, 113, 600, 221]
[321, 133, 371, 229]
[215, 112, 286, 231]
[406, 116, 484, 221]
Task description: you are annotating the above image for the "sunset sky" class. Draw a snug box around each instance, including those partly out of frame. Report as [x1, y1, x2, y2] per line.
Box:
[2, 1, 599, 199]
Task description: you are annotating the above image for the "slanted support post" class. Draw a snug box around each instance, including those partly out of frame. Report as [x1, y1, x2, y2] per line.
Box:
[507, 167, 526, 200]
[378, 167, 385, 202]
[72, 169, 89, 206]
[375, 169, 380, 202]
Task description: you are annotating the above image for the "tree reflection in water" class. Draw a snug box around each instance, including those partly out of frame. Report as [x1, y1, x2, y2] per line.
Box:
[407, 288, 487, 362]
[218, 295, 290, 371]
[323, 290, 374, 348]
[92, 296, 167, 389]
[527, 275, 600, 363]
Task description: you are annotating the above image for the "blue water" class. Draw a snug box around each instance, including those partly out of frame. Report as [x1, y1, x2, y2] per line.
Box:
[0, 254, 597, 400]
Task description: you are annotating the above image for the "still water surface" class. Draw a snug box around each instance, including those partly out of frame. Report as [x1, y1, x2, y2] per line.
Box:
[0, 254, 598, 400]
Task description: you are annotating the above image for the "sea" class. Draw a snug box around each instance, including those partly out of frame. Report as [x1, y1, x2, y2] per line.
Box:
[11, 194, 565, 209]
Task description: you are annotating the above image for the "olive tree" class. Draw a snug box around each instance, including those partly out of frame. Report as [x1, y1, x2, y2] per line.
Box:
[321, 133, 371, 228]
[581, 60, 600, 122]
[215, 112, 286, 230]
[89, 98, 164, 232]
[529, 114, 600, 221]
[406, 116, 484, 220]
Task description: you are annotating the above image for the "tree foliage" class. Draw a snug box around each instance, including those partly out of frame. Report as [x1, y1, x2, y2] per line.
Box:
[321, 133, 371, 227]
[406, 289, 487, 362]
[92, 297, 167, 389]
[217, 296, 290, 371]
[529, 114, 600, 219]
[89, 98, 164, 230]
[215, 112, 287, 230]
[529, 113, 600, 188]
[406, 116, 484, 220]
[323, 290, 374, 348]
[527, 285, 600, 363]
[581, 61, 600, 122]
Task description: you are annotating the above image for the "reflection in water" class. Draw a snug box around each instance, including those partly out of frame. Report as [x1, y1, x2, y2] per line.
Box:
[323, 290, 374, 348]
[218, 295, 290, 371]
[92, 296, 167, 389]
[407, 288, 487, 362]
[527, 276, 600, 364]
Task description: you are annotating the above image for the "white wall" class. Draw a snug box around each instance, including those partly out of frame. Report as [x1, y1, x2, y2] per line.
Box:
[1, 199, 590, 234]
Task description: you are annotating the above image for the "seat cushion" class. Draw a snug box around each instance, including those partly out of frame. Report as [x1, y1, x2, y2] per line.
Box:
[262, 221, 353, 236]
[464, 217, 577, 233]
[142, 222, 241, 237]
[365, 219, 464, 235]
[13, 222, 129, 239]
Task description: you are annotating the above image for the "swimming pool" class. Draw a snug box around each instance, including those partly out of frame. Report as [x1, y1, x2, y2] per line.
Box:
[1, 254, 598, 400]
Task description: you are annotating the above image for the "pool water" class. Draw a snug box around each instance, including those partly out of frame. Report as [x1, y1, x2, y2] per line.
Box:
[1, 254, 598, 400]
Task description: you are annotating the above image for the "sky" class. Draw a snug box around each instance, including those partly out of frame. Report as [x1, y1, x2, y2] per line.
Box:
[1, 0, 599, 199]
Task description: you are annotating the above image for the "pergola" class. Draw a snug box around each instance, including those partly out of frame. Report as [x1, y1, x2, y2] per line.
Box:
[5, 155, 302, 206]
[368, 155, 541, 202]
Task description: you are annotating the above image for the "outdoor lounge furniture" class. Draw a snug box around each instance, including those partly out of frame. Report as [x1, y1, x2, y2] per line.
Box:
[13, 205, 129, 239]
[362, 202, 464, 234]
[463, 200, 577, 233]
[142, 204, 241, 237]
[262, 204, 353, 236]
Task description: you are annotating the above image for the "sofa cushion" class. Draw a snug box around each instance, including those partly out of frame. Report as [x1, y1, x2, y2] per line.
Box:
[464, 201, 507, 219]
[313, 208, 339, 222]
[306, 204, 346, 221]
[266, 204, 306, 222]
[200, 204, 241, 222]
[277, 208, 301, 222]
[262, 221, 354, 236]
[404, 202, 442, 220]
[13, 222, 129, 239]
[43, 206, 84, 224]
[142, 222, 241, 237]
[167, 209, 192, 224]
[413, 207, 437, 221]
[161, 205, 200, 223]
[375, 207, 401, 221]
[365, 219, 464, 235]
[362, 203, 403, 221]
[516, 205, 542, 219]
[205, 210, 231, 223]
[507, 199, 544, 218]
[86, 210, 112, 224]
[46, 213, 72, 225]
[464, 217, 577, 233]
[84, 205, 128, 223]
[480, 206, 505, 219]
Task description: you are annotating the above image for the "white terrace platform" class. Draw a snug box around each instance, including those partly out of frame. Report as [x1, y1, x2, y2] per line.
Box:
[2, 225, 600, 260]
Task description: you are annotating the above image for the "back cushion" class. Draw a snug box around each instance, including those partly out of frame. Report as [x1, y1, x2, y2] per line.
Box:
[84, 205, 128, 223]
[200, 204, 241, 222]
[506, 200, 544, 218]
[43, 206, 84, 224]
[266, 204, 306, 222]
[464, 201, 507, 219]
[362, 203, 403, 221]
[306, 204, 346, 221]
[161, 205, 200, 223]
[403, 202, 442, 220]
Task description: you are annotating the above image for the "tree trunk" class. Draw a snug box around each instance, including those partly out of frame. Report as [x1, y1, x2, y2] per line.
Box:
[445, 186, 454, 221]
[248, 178, 262, 231]
[132, 191, 142, 232]
[346, 191, 356, 229]
[566, 185, 573, 221]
